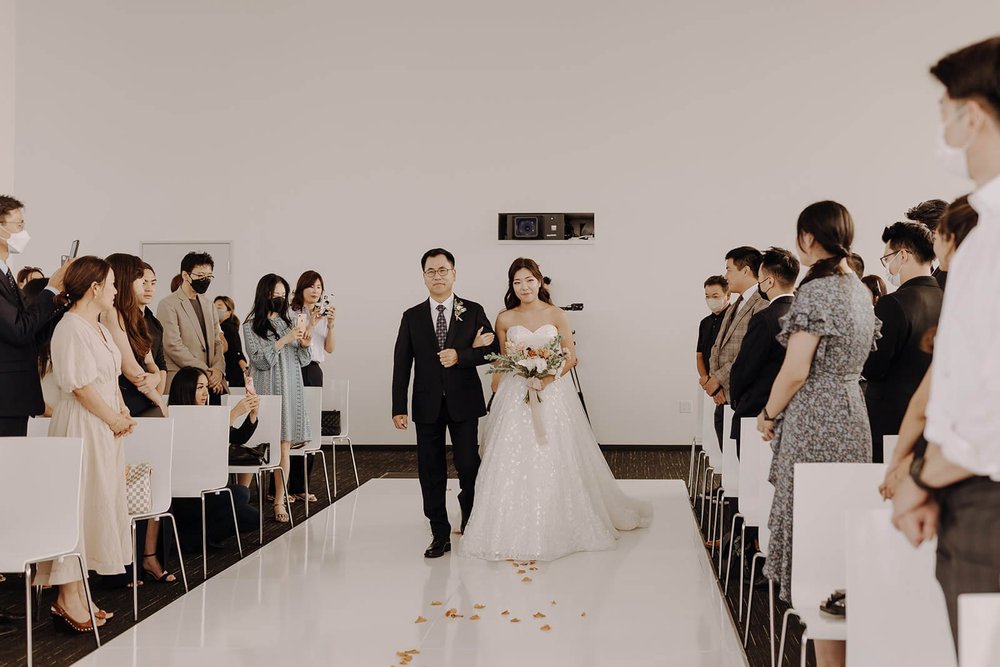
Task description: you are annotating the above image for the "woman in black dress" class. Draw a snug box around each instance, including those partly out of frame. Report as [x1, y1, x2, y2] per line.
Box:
[214, 295, 247, 387]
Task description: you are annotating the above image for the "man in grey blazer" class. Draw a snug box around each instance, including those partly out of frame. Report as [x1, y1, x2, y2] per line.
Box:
[702, 246, 768, 447]
[157, 251, 227, 398]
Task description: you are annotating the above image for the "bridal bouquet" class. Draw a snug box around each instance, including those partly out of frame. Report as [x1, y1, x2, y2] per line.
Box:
[486, 334, 568, 403]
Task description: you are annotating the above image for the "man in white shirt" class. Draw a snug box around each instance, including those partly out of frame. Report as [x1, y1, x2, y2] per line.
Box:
[891, 35, 1000, 646]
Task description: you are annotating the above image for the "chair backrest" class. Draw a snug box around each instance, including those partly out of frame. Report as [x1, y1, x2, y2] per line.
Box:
[124, 418, 176, 516]
[302, 387, 323, 451]
[224, 393, 282, 468]
[700, 393, 721, 468]
[228, 387, 246, 396]
[790, 463, 885, 610]
[959, 594, 1000, 667]
[721, 405, 739, 495]
[26, 416, 49, 437]
[738, 418, 762, 520]
[846, 508, 955, 667]
[0, 437, 84, 570]
[168, 405, 231, 498]
[328, 378, 350, 438]
[883, 435, 899, 465]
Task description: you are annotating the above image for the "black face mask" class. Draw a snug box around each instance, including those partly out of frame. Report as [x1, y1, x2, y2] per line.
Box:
[268, 297, 287, 313]
[189, 277, 212, 295]
[757, 278, 772, 302]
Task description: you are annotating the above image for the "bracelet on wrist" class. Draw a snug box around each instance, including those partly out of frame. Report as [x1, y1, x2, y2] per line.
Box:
[762, 407, 775, 422]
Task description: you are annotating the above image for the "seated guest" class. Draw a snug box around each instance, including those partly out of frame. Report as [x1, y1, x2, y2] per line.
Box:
[167, 366, 261, 548]
[139, 262, 167, 393]
[863, 222, 942, 462]
[16, 265, 44, 289]
[847, 253, 865, 279]
[729, 247, 799, 457]
[905, 198, 949, 288]
[214, 296, 248, 388]
[860, 274, 887, 306]
[696, 275, 729, 388]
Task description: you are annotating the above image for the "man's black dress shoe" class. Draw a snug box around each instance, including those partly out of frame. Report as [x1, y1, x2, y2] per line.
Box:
[0, 608, 26, 624]
[424, 538, 451, 559]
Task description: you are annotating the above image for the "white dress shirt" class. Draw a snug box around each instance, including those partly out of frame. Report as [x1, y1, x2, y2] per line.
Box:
[428, 293, 455, 333]
[734, 283, 759, 313]
[308, 319, 331, 364]
[925, 174, 1000, 481]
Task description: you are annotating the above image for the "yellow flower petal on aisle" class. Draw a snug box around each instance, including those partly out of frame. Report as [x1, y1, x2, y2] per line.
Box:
[473, 603, 486, 609]
[522, 577, 532, 583]
[470, 614, 481, 621]
[510, 618, 521, 623]
[414, 616, 427, 623]
[533, 612, 546, 619]
[430, 601, 443, 606]
[540, 624, 552, 631]
[501, 609, 510, 616]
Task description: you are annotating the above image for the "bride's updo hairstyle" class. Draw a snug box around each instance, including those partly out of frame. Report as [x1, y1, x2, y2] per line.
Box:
[504, 257, 553, 311]
[54, 256, 112, 308]
[797, 200, 854, 286]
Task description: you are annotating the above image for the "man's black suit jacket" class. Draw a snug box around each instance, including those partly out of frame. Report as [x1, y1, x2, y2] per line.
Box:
[863, 275, 943, 458]
[392, 296, 499, 424]
[729, 295, 793, 441]
[0, 273, 60, 418]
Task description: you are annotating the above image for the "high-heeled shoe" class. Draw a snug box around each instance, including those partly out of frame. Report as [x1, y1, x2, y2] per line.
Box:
[142, 554, 177, 583]
[51, 603, 101, 633]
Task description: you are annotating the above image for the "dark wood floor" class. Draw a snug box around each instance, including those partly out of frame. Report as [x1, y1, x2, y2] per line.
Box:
[0, 446, 806, 667]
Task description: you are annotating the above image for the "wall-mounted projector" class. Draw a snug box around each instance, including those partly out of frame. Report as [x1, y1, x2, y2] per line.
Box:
[498, 212, 595, 241]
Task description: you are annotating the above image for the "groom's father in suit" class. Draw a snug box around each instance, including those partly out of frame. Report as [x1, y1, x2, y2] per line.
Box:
[729, 247, 799, 457]
[0, 195, 67, 439]
[392, 248, 499, 558]
[702, 246, 767, 448]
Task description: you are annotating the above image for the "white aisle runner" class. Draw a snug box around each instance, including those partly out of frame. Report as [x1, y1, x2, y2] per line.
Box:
[77, 479, 746, 667]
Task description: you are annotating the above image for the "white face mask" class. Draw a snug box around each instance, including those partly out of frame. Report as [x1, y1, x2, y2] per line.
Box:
[2, 228, 30, 254]
[884, 252, 902, 288]
[706, 297, 728, 313]
[937, 105, 973, 180]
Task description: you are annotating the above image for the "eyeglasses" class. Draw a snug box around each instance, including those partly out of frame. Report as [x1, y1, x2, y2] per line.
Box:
[1, 219, 24, 231]
[424, 268, 453, 278]
[879, 250, 901, 268]
[189, 272, 214, 280]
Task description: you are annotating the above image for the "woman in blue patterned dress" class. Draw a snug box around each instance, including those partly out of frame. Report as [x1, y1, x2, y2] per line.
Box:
[757, 201, 881, 667]
[243, 274, 312, 523]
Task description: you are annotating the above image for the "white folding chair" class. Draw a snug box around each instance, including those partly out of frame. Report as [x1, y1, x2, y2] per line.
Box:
[846, 508, 955, 667]
[225, 394, 293, 539]
[288, 386, 332, 516]
[689, 384, 707, 496]
[883, 435, 899, 466]
[692, 389, 716, 504]
[325, 379, 359, 487]
[959, 594, 1000, 667]
[697, 393, 722, 527]
[124, 418, 189, 620]
[712, 405, 740, 567]
[169, 405, 243, 578]
[777, 463, 886, 667]
[0, 436, 98, 666]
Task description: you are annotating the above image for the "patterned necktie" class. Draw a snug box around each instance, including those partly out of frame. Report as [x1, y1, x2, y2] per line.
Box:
[4, 268, 16, 293]
[720, 295, 744, 342]
[435, 304, 448, 350]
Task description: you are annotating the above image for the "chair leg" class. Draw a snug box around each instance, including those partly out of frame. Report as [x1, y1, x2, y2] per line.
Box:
[34, 585, 42, 622]
[131, 519, 140, 621]
[744, 553, 763, 643]
[24, 564, 33, 667]
[201, 495, 209, 579]
[331, 444, 338, 499]
[279, 468, 294, 528]
[691, 452, 703, 504]
[219, 488, 243, 556]
[317, 450, 332, 505]
[769, 579, 776, 667]
[257, 471, 264, 544]
[73, 554, 100, 649]
[347, 437, 359, 487]
[777, 607, 800, 667]
[724, 514, 743, 594]
[303, 456, 311, 518]
[700, 467, 714, 528]
[165, 514, 189, 593]
[714, 490, 726, 567]
[687, 439, 697, 495]
[800, 630, 809, 667]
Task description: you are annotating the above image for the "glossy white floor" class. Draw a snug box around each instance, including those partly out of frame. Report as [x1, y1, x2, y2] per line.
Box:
[76, 479, 747, 667]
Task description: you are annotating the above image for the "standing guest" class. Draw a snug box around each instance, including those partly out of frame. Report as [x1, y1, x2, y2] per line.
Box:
[139, 262, 167, 394]
[214, 296, 248, 388]
[704, 247, 767, 448]
[891, 36, 1000, 650]
[16, 265, 43, 289]
[860, 275, 887, 306]
[243, 274, 312, 523]
[847, 253, 865, 280]
[863, 223, 942, 462]
[729, 247, 799, 457]
[905, 198, 949, 288]
[696, 275, 729, 388]
[287, 270, 337, 502]
[157, 252, 227, 400]
[34, 256, 135, 631]
[758, 201, 880, 667]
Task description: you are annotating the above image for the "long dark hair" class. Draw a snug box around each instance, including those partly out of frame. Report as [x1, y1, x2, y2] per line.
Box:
[55, 255, 112, 308]
[247, 273, 291, 340]
[105, 253, 152, 360]
[290, 270, 323, 313]
[797, 201, 854, 286]
[503, 258, 553, 311]
[168, 366, 208, 406]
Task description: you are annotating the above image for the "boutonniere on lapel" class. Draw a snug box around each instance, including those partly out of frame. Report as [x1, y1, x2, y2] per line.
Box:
[454, 299, 466, 322]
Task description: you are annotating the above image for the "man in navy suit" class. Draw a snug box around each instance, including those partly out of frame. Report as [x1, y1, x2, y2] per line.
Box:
[392, 248, 499, 558]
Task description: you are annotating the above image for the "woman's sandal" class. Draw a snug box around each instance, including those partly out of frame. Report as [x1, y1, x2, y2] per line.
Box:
[51, 603, 103, 633]
[266, 494, 296, 503]
[273, 503, 290, 523]
[819, 589, 846, 618]
[293, 493, 318, 503]
[142, 554, 177, 583]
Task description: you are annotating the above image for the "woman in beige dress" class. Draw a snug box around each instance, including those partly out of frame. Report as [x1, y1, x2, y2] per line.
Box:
[35, 256, 136, 632]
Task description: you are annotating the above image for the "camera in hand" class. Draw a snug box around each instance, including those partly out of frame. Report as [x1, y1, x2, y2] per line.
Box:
[560, 303, 584, 312]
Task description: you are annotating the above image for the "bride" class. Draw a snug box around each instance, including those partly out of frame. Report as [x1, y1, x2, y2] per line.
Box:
[459, 258, 652, 562]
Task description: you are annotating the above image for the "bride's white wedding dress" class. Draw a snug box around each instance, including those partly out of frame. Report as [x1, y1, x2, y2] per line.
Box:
[459, 324, 652, 562]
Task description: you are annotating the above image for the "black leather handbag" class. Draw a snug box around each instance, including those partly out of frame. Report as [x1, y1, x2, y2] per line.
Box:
[228, 442, 270, 466]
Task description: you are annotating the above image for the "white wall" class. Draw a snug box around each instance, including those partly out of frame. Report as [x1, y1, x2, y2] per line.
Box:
[0, 0, 14, 191]
[10, 1, 996, 445]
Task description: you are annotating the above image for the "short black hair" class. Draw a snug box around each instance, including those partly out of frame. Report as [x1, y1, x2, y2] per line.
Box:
[168, 366, 209, 406]
[703, 275, 728, 291]
[759, 247, 800, 287]
[882, 221, 935, 264]
[180, 252, 214, 274]
[421, 248, 455, 270]
[724, 246, 763, 278]
[847, 253, 865, 279]
[930, 37, 1000, 120]
[905, 199, 948, 231]
[0, 195, 24, 220]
